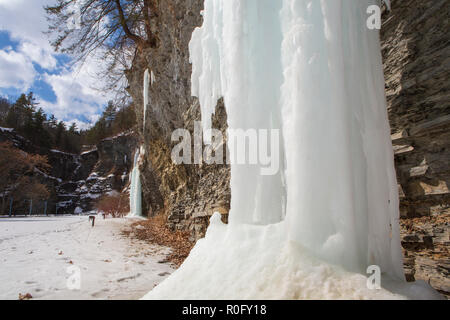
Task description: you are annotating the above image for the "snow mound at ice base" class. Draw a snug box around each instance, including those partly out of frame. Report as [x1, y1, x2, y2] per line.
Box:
[143, 213, 440, 300]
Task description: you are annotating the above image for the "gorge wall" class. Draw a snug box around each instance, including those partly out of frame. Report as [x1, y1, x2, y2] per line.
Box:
[0, 128, 138, 215]
[125, 0, 229, 240]
[126, 0, 449, 294]
[381, 0, 449, 295]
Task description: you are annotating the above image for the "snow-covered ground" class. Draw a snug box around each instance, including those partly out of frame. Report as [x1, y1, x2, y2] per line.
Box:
[0, 216, 174, 300]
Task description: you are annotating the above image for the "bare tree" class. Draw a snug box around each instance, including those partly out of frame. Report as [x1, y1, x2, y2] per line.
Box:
[96, 193, 130, 218]
[45, 0, 159, 103]
[0, 142, 51, 214]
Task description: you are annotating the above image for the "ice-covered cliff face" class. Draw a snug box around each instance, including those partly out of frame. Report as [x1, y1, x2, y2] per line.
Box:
[123, 0, 449, 296]
[143, 0, 442, 299]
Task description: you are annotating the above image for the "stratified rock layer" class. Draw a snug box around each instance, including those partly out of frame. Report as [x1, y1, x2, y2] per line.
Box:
[125, 0, 230, 240]
[381, 0, 449, 296]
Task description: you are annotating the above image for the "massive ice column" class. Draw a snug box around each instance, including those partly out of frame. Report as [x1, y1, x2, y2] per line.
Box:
[190, 0, 402, 277]
[190, 0, 287, 225]
[279, 0, 403, 278]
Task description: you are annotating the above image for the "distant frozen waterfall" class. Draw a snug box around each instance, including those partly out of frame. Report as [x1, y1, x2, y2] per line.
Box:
[143, 0, 440, 299]
[128, 148, 142, 217]
[131, 68, 149, 217]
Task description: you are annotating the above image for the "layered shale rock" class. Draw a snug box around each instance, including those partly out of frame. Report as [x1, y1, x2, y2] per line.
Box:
[381, 0, 449, 296]
[125, 0, 230, 240]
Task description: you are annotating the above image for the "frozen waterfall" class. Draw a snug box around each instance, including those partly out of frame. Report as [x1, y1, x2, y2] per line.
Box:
[143, 0, 440, 299]
[128, 148, 142, 217]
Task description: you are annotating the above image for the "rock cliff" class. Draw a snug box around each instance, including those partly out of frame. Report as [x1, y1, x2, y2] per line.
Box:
[381, 0, 449, 296]
[0, 127, 138, 215]
[125, 0, 230, 240]
[126, 0, 448, 294]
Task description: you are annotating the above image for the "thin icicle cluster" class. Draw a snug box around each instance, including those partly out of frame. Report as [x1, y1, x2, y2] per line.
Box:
[151, 70, 156, 85]
[143, 69, 150, 133]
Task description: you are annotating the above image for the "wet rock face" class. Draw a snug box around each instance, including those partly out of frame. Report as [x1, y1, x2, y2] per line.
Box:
[381, 0, 450, 296]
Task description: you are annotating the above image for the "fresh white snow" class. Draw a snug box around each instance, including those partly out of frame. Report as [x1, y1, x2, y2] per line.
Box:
[0, 126, 14, 132]
[144, 214, 439, 299]
[0, 216, 173, 300]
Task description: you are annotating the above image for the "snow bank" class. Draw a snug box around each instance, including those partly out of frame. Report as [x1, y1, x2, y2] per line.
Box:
[144, 214, 439, 300]
[81, 148, 97, 155]
[0, 126, 14, 132]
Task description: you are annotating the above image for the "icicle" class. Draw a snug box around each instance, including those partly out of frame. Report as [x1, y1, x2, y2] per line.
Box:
[151, 70, 156, 85]
[143, 69, 150, 133]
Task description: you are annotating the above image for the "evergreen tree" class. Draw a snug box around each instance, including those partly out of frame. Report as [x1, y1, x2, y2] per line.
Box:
[55, 121, 66, 149]
[48, 114, 58, 129]
[32, 108, 51, 148]
[0, 97, 10, 124]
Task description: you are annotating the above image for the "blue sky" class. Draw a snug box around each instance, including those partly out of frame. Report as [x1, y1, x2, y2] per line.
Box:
[0, 0, 112, 129]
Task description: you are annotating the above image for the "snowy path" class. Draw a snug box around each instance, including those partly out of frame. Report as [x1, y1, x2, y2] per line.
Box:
[0, 216, 174, 300]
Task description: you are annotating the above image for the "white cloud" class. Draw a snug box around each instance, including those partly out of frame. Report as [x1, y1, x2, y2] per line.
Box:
[40, 56, 116, 128]
[0, 0, 58, 71]
[0, 0, 52, 49]
[0, 48, 36, 90]
[19, 42, 57, 70]
[63, 118, 93, 131]
[0, 0, 115, 129]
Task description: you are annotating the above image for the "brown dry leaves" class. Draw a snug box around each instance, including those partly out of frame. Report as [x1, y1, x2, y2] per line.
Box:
[123, 215, 194, 267]
[18, 293, 32, 300]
